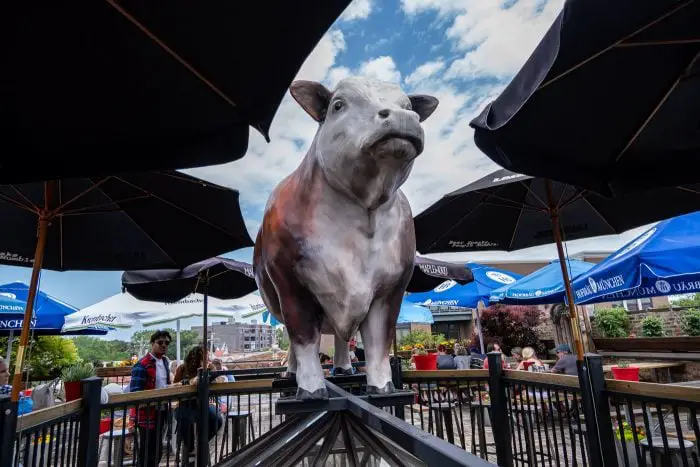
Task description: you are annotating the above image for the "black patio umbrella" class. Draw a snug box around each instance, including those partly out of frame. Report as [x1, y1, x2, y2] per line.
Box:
[0, 171, 253, 400]
[414, 168, 700, 357]
[470, 0, 700, 196]
[123, 257, 256, 302]
[3, 1, 351, 184]
[407, 256, 474, 293]
[122, 257, 257, 362]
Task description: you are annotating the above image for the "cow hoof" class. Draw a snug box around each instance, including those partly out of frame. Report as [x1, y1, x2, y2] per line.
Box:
[296, 387, 329, 400]
[367, 382, 395, 395]
[333, 367, 354, 376]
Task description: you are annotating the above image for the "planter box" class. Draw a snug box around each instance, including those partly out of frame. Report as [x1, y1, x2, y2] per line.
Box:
[594, 337, 700, 353]
[611, 367, 640, 382]
[413, 354, 437, 370]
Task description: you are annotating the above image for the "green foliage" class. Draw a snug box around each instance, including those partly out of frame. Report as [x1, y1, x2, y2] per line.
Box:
[398, 330, 445, 349]
[680, 308, 700, 336]
[640, 315, 665, 337]
[594, 307, 630, 338]
[130, 328, 200, 360]
[674, 293, 700, 308]
[476, 305, 546, 355]
[72, 336, 130, 364]
[276, 327, 290, 350]
[60, 362, 96, 382]
[616, 360, 631, 368]
[0, 336, 80, 378]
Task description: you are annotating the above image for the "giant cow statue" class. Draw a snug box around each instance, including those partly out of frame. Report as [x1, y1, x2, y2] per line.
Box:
[254, 77, 438, 399]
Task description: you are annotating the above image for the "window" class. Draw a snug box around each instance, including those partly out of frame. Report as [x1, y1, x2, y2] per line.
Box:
[431, 323, 459, 340]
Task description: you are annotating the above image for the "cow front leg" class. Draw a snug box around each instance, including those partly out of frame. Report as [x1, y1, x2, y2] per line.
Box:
[333, 334, 353, 376]
[360, 296, 400, 394]
[290, 333, 326, 399]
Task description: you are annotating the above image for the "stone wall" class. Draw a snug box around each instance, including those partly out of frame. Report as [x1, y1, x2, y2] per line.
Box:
[590, 307, 686, 337]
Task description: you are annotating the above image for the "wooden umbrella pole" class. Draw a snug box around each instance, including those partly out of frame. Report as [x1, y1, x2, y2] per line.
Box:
[11, 182, 53, 402]
[545, 179, 585, 360]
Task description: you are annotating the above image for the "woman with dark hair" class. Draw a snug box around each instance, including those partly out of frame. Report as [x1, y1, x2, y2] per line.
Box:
[436, 344, 456, 370]
[174, 346, 224, 462]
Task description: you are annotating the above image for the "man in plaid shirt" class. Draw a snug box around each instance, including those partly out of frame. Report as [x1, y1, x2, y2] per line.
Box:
[0, 357, 11, 395]
[130, 331, 172, 467]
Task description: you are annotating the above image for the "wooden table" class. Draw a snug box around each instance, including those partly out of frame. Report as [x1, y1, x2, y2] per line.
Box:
[603, 362, 684, 383]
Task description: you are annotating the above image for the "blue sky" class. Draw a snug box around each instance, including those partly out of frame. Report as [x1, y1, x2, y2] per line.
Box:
[0, 0, 654, 338]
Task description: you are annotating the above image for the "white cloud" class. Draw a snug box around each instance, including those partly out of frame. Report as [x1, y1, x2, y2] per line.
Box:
[402, 0, 565, 78]
[405, 60, 445, 85]
[358, 56, 402, 83]
[341, 0, 373, 21]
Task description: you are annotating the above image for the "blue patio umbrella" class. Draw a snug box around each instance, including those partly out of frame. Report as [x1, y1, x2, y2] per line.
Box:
[261, 310, 281, 327]
[397, 301, 434, 324]
[571, 211, 700, 305]
[0, 282, 108, 336]
[490, 260, 595, 305]
[404, 263, 523, 308]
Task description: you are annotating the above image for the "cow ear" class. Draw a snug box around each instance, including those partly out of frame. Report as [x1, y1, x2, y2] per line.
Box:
[290, 81, 332, 122]
[409, 95, 439, 122]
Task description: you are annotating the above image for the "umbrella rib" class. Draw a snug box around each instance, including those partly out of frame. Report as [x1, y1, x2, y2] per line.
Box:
[50, 177, 112, 216]
[0, 191, 38, 214]
[508, 200, 526, 251]
[518, 181, 549, 210]
[616, 38, 700, 47]
[538, 0, 694, 90]
[558, 188, 588, 210]
[58, 195, 153, 216]
[677, 186, 700, 195]
[92, 179, 178, 266]
[580, 196, 617, 233]
[113, 176, 245, 240]
[615, 49, 700, 162]
[105, 0, 238, 112]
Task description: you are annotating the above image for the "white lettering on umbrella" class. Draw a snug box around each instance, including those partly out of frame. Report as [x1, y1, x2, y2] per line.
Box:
[418, 264, 449, 276]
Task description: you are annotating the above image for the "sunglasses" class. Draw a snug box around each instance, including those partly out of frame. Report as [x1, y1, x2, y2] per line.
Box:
[155, 340, 170, 346]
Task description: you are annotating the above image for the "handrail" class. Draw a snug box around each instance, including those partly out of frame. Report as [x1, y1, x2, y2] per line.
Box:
[16, 400, 82, 432]
[402, 369, 489, 379]
[605, 379, 700, 403]
[210, 379, 275, 392]
[108, 383, 196, 404]
[503, 370, 581, 388]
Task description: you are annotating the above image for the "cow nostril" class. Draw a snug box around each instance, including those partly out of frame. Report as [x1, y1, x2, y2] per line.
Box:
[377, 109, 390, 119]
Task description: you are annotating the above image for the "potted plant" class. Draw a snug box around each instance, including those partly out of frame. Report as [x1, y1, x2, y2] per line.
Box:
[61, 362, 96, 401]
[412, 345, 437, 370]
[614, 420, 645, 465]
[611, 360, 640, 382]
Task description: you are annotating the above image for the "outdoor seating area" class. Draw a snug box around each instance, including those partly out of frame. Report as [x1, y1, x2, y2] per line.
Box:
[1, 353, 698, 467]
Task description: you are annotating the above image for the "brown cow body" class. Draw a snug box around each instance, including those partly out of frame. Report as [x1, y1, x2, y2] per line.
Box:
[254, 77, 438, 399]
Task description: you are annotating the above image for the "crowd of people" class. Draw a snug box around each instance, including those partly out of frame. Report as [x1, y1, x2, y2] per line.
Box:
[424, 341, 577, 376]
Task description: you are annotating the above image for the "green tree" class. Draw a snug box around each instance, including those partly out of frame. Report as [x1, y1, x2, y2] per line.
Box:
[0, 336, 80, 378]
[72, 336, 130, 364]
[276, 327, 290, 350]
[130, 328, 201, 360]
[594, 307, 630, 337]
[674, 293, 700, 308]
[477, 305, 546, 355]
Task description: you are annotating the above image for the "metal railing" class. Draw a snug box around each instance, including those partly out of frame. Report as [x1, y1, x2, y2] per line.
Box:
[2, 354, 699, 466]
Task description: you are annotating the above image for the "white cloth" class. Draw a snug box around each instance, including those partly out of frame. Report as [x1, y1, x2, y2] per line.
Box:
[154, 356, 168, 389]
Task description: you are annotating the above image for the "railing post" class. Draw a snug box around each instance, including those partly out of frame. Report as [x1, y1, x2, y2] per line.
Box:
[0, 395, 18, 467]
[487, 352, 512, 467]
[197, 368, 210, 467]
[78, 376, 103, 467]
[390, 356, 405, 420]
[578, 353, 618, 466]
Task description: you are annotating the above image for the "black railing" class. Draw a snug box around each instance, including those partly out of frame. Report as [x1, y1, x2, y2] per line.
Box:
[2, 354, 699, 466]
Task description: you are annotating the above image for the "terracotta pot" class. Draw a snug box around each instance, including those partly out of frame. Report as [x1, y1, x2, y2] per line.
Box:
[63, 381, 82, 401]
[611, 367, 640, 382]
[414, 353, 437, 370]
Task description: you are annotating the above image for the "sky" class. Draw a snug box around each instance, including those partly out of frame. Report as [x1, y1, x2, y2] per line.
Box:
[0, 0, 658, 339]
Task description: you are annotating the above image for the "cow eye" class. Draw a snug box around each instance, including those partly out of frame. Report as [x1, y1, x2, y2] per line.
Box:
[332, 100, 344, 112]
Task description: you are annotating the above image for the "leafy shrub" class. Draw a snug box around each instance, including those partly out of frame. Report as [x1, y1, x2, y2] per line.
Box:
[594, 307, 630, 338]
[641, 315, 665, 337]
[475, 305, 546, 355]
[60, 362, 96, 382]
[681, 308, 700, 336]
[399, 330, 445, 350]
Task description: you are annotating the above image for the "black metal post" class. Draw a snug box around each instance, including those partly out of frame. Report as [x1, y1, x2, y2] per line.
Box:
[487, 352, 513, 467]
[0, 395, 18, 467]
[78, 376, 103, 467]
[578, 353, 618, 466]
[197, 368, 210, 467]
[390, 356, 405, 420]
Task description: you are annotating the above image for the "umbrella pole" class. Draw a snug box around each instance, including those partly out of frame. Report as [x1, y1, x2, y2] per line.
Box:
[176, 319, 181, 365]
[476, 301, 486, 355]
[10, 210, 50, 402]
[202, 273, 209, 367]
[545, 179, 585, 360]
